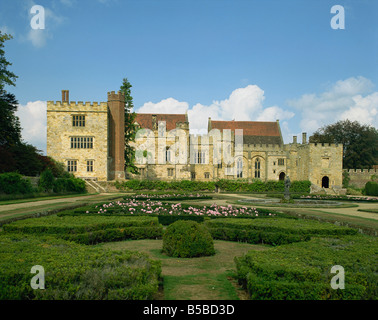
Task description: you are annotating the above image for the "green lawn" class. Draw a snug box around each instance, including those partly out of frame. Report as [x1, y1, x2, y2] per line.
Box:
[100, 239, 266, 300]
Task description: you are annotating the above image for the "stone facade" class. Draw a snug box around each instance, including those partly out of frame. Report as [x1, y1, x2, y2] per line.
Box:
[130, 115, 344, 191]
[47, 90, 344, 192]
[47, 90, 124, 181]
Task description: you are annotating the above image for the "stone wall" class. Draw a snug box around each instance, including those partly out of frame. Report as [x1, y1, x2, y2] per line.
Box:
[343, 169, 378, 188]
[47, 100, 109, 181]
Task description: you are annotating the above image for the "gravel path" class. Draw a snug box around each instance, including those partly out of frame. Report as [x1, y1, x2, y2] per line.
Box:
[0, 193, 123, 217]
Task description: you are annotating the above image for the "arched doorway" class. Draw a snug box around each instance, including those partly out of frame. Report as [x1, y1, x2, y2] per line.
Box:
[279, 172, 285, 181]
[322, 176, 329, 188]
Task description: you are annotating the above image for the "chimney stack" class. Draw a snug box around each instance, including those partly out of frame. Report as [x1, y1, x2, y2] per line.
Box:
[62, 90, 69, 102]
[302, 132, 307, 144]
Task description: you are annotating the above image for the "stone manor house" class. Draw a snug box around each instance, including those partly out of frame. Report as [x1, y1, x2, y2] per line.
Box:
[47, 90, 344, 192]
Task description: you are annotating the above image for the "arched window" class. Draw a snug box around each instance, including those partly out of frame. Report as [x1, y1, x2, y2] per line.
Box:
[237, 158, 243, 178]
[254, 158, 261, 178]
[165, 147, 171, 163]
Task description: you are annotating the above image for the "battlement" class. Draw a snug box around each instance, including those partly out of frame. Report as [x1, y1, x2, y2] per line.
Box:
[47, 100, 108, 111]
[107, 91, 125, 102]
[245, 143, 282, 151]
[309, 142, 342, 148]
[343, 169, 377, 173]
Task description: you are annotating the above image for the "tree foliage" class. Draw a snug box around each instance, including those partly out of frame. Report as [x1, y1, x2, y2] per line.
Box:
[0, 32, 21, 147]
[120, 77, 138, 174]
[0, 31, 67, 177]
[309, 120, 378, 169]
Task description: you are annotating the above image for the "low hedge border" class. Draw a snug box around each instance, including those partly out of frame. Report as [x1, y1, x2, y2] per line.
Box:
[59, 226, 163, 245]
[234, 235, 377, 300]
[208, 227, 309, 246]
[0, 234, 161, 300]
[3, 216, 160, 235]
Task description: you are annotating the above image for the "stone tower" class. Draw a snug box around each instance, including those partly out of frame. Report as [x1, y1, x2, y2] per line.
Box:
[107, 91, 125, 180]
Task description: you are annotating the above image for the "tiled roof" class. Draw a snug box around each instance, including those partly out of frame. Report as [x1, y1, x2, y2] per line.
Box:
[210, 120, 280, 136]
[210, 120, 283, 145]
[134, 113, 187, 131]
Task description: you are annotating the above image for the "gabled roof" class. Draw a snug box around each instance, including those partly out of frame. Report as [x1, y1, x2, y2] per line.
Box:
[209, 119, 283, 145]
[134, 113, 187, 131]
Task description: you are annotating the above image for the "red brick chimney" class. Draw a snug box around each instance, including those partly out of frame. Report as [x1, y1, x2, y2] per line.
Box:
[62, 90, 69, 102]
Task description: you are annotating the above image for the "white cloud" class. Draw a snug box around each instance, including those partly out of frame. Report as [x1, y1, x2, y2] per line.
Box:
[138, 98, 189, 114]
[26, 29, 51, 48]
[16, 101, 47, 153]
[288, 76, 378, 134]
[137, 85, 294, 135]
[340, 93, 378, 125]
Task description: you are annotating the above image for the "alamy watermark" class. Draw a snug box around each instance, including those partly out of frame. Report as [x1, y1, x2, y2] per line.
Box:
[30, 5, 45, 30]
[330, 265, 345, 290]
[330, 5, 345, 30]
[134, 123, 244, 176]
[30, 265, 45, 290]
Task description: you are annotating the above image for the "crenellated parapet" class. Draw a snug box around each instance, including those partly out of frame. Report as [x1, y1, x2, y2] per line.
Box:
[107, 91, 125, 102]
[309, 142, 343, 148]
[47, 100, 108, 112]
[344, 168, 377, 173]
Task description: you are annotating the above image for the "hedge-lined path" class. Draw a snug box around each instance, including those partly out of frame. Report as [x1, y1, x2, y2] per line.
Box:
[101, 239, 267, 300]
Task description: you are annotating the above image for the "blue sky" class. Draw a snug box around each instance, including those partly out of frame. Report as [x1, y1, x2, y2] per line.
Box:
[1, 0, 377, 153]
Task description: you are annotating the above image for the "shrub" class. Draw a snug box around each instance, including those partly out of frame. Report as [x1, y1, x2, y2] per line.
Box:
[162, 220, 215, 258]
[158, 215, 205, 225]
[115, 179, 312, 193]
[0, 172, 34, 194]
[38, 169, 55, 192]
[365, 181, 378, 196]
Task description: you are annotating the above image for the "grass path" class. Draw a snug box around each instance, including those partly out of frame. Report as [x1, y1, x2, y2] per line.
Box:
[101, 239, 267, 300]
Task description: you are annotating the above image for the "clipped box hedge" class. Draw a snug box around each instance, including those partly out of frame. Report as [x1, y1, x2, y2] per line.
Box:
[3, 215, 160, 235]
[0, 234, 161, 300]
[61, 226, 163, 245]
[162, 220, 215, 258]
[205, 217, 357, 238]
[235, 235, 378, 300]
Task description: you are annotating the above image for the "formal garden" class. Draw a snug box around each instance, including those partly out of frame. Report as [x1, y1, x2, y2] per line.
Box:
[0, 191, 377, 300]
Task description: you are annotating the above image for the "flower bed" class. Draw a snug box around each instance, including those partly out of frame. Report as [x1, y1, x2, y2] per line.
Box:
[60, 199, 281, 219]
[297, 195, 378, 202]
[123, 193, 212, 201]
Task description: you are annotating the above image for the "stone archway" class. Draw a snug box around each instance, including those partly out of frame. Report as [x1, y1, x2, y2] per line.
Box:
[322, 176, 329, 188]
[279, 172, 286, 181]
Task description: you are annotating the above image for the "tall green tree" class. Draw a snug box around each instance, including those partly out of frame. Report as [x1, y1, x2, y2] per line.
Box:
[0, 32, 64, 176]
[309, 120, 378, 169]
[120, 77, 138, 174]
[0, 32, 21, 147]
